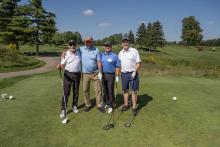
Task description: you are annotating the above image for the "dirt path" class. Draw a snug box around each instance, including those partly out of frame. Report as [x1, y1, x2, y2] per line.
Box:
[0, 57, 59, 79]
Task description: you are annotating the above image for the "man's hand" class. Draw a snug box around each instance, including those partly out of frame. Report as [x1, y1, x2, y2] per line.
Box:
[115, 76, 119, 83]
[131, 71, 136, 79]
[56, 64, 64, 69]
[98, 72, 102, 81]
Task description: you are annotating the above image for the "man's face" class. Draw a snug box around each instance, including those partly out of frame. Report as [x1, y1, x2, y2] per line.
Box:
[85, 40, 93, 48]
[68, 44, 76, 52]
[122, 40, 129, 50]
[104, 45, 112, 53]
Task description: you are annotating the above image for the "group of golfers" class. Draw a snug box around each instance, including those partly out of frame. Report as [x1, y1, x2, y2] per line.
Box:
[56, 35, 141, 118]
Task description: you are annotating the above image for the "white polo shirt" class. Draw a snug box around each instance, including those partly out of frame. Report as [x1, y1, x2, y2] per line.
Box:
[118, 47, 141, 73]
[61, 50, 81, 72]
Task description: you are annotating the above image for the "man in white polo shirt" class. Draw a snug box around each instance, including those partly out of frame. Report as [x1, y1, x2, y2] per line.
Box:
[118, 35, 141, 116]
[56, 40, 81, 118]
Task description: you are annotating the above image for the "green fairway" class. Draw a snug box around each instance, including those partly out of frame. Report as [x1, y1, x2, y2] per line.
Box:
[0, 71, 219, 147]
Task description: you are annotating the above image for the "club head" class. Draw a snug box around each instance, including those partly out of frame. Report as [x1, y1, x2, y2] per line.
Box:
[103, 124, 114, 130]
[62, 118, 68, 124]
[124, 123, 131, 127]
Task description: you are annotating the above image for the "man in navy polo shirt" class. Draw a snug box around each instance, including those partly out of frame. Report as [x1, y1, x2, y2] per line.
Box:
[100, 41, 120, 113]
[118, 35, 141, 116]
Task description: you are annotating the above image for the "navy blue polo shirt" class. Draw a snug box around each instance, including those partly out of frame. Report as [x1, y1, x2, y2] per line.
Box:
[100, 51, 120, 74]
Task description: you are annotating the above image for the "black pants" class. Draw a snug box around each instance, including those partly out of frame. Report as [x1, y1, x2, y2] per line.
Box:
[103, 73, 115, 108]
[61, 70, 81, 110]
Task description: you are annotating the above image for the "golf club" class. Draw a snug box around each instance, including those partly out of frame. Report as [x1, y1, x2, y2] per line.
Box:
[103, 110, 115, 130]
[102, 79, 118, 130]
[59, 69, 68, 124]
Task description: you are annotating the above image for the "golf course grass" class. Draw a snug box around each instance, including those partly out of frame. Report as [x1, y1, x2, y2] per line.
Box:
[0, 71, 219, 147]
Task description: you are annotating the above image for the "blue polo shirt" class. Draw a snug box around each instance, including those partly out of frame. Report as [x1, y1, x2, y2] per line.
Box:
[100, 51, 120, 74]
[78, 46, 100, 73]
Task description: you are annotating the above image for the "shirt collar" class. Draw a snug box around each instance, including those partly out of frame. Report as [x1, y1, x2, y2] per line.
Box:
[68, 49, 76, 55]
[122, 47, 131, 52]
[85, 45, 94, 50]
[104, 50, 112, 55]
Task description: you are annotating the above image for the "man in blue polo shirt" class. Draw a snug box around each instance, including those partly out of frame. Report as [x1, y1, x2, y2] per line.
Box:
[78, 36, 104, 113]
[100, 41, 120, 113]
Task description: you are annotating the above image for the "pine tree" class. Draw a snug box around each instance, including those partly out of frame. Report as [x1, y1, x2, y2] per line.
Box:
[151, 20, 165, 49]
[136, 23, 147, 49]
[145, 22, 153, 50]
[0, 0, 32, 50]
[128, 30, 135, 44]
[28, 0, 56, 55]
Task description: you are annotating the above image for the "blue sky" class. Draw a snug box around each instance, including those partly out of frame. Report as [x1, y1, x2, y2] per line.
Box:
[23, 0, 220, 41]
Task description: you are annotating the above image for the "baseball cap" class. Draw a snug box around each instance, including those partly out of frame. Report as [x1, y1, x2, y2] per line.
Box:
[122, 35, 129, 42]
[68, 40, 76, 46]
[104, 41, 111, 46]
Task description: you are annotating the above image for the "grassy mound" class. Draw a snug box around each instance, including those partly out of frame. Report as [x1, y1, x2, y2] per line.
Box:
[0, 46, 44, 72]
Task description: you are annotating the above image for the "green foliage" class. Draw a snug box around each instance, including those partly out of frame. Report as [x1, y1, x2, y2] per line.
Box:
[201, 38, 220, 46]
[0, 46, 44, 72]
[151, 21, 165, 48]
[136, 22, 147, 48]
[181, 16, 203, 46]
[128, 29, 135, 43]
[0, 0, 57, 53]
[136, 21, 165, 50]
[28, 0, 56, 54]
[95, 33, 123, 46]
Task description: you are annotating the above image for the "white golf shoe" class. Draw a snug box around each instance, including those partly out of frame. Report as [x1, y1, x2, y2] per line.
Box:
[60, 110, 65, 118]
[72, 106, 79, 114]
[108, 108, 113, 113]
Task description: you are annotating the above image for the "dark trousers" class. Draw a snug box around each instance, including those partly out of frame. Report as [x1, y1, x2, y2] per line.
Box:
[61, 70, 81, 110]
[102, 73, 115, 108]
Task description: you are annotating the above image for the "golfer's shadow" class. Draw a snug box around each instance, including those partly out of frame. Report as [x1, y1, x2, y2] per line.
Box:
[136, 94, 153, 112]
[113, 93, 153, 124]
[115, 93, 153, 111]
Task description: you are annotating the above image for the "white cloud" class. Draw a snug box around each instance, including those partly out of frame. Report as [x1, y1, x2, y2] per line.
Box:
[208, 21, 215, 25]
[83, 9, 94, 16]
[98, 22, 112, 27]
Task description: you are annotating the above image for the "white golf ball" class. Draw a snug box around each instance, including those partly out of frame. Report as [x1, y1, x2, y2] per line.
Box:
[173, 96, 177, 100]
[9, 96, 14, 100]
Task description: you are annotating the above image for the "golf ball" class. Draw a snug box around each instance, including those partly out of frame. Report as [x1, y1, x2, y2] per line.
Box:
[9, 96, 13, 100]
[173, 96, 177, 100]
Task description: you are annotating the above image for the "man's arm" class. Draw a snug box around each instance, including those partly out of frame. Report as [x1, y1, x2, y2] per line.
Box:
[135, 62, 141, 72]
[98, 61, 102, 72]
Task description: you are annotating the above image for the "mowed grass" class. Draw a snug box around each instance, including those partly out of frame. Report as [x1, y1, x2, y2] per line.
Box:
[0, 71, 220, 147]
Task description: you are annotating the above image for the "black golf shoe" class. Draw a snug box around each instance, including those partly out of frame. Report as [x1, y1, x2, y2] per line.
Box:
[97, 107, 105, 113]
[120, 104, 129, 112]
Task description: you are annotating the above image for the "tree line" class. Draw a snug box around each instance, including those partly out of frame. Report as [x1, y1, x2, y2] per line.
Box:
[0, 0, 219, 55]
[0, 0, 56, 55]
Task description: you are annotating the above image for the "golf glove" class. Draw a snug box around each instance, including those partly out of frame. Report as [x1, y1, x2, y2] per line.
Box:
[131, 71, 136, 79]
[115, 76, 119, 83]
[98, 72, 102, 81]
